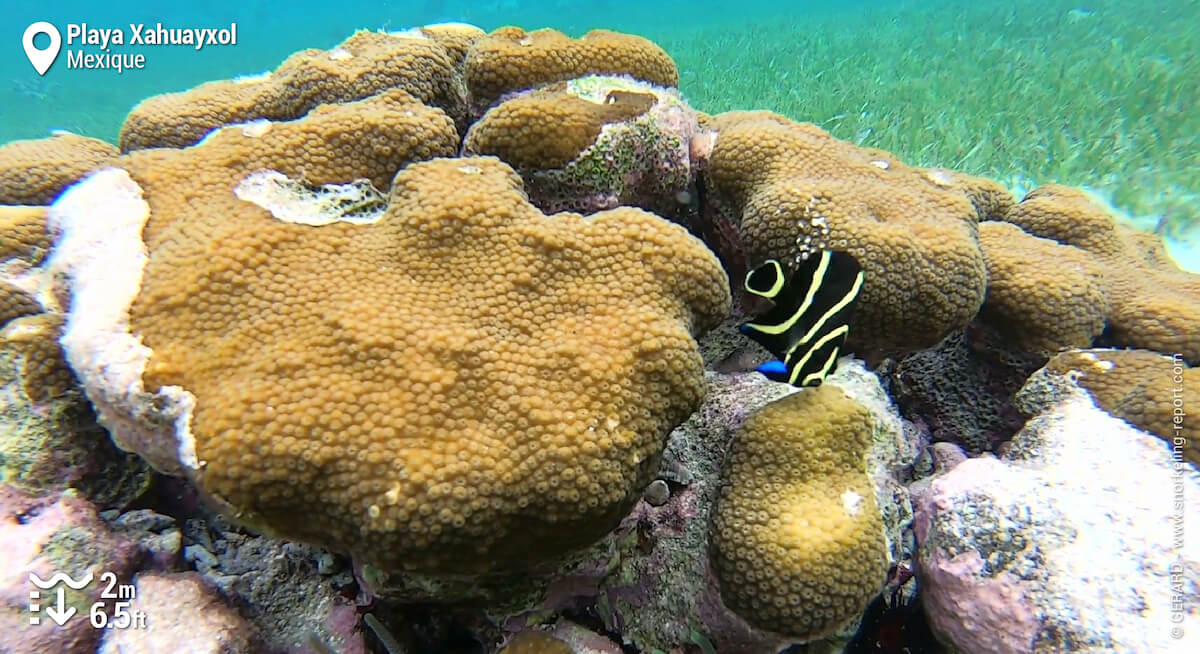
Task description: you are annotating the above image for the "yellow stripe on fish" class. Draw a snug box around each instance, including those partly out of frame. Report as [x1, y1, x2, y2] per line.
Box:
[738, 250, 864, 388]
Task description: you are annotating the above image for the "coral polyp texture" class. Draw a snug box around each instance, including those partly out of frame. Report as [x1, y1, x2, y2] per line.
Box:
[978, 221, 1109, 356]
[699, 111, 994, 356]
[2, 314, 76, 404]
[410, 22, 487, 68]
[51, 87, 730, 575]
[1038, 348, 1197, 464]
[0, 281, 39, 327]
[463, 27, 678, 114]
[118, 30, 469, 151]
[19, 18, 1200, 653]
[0, 132, 117, 205]
[0, 206, 51, 264]
[980, 184, 1200, 363]
[467, 83, 658, 170]
[464, 76, 702, 218]
[710, 384, 890, 639]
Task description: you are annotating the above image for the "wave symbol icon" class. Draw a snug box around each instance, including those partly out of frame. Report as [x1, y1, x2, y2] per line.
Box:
[29, 572, 94, 589]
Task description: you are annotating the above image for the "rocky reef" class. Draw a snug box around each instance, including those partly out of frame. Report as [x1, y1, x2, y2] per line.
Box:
[0, 23, 1196, 654]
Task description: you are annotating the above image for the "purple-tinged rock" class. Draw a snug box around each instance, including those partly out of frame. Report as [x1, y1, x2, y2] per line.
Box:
[916, 384, 1200, 653]
[97, 572, 261, 653]
[0, 485, 142, 654]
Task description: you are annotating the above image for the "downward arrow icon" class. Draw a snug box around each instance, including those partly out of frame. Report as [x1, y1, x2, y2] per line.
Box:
[44, 587, 75, 626]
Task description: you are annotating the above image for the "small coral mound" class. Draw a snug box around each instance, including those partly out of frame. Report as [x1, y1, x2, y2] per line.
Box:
[53, 90, 730, 575]
[710, 384, 889, 639]
[466, 83, 656, 170]
[1, 313, 149, 505]
[2, 314, 76, 403]
[1041, 348, 1196, 464]
[700, 111, 991, 356]
[0, 133, 117, 205]
[119, 30, 468, 151]
[0, 207, 77, 409]
[981, 185, 1200, 362]
[464, 76, 701, 218]
[464, 27, 678, 113]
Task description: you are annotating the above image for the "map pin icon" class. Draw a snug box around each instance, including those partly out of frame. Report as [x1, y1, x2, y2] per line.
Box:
[23, 22, 62, 76]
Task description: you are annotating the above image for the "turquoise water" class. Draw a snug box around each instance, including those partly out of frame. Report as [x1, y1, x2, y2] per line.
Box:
[3, 0, 1198, 268]
[2, 0, 840, 143]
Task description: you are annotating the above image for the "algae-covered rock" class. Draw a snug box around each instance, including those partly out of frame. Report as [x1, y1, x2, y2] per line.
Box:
[0, 314, 150, 506]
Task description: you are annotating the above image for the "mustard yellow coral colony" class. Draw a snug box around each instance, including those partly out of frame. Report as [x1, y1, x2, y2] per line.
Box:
[980, 185, 1200, 362]
[711, 385, 889, 639]
[122, 115, 729, 572]
[1, 18, 1197, 652]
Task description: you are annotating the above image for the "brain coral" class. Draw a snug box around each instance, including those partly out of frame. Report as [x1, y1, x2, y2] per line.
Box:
[981, 185, 1200, 363]
[119, 29, 468, 151]
[710, 384, 889, 639]
[464, 76, 702, 219]
[464, 27, 678, 114]
[0, 133, 117, 205]
[52, 90, 730, 575]
[1041, 348, 1196, 465]
[700, 111, 997, 356]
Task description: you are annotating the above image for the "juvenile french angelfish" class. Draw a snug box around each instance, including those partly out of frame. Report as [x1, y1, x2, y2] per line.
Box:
[738, 250, 865, 387]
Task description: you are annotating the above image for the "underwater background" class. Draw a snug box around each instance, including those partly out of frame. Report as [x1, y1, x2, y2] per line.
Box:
[3, 0, 1197, 267]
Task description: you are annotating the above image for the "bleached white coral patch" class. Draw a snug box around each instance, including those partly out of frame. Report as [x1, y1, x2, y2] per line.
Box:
[234, 169, 387, 225]
[384, 27, 430, 39]
[841, 490, 864, 516]
[233, 71, 271, 84]
[46, 167, 198, 476]
[239, 119, 272, 137]
[922, 168, 956, 187]
[565, 75, 683, 106]
[423, 21, 481, 31]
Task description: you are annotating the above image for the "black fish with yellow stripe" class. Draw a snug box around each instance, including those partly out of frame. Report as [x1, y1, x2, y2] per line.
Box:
[739, 250, 864, 387]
